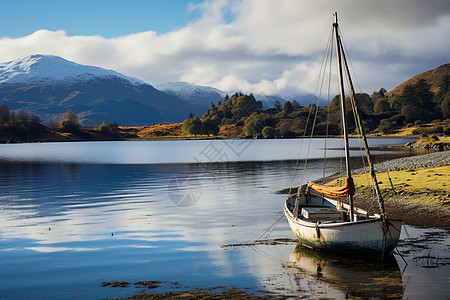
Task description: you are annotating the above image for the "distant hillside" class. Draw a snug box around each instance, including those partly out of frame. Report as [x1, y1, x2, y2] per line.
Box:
[387, 62, 450, 96]
[155, 81, 315, 110]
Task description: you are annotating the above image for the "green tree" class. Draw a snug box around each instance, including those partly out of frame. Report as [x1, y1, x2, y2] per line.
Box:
[261, 126, 277, 138]
[182, 116, 202, 136]
[60, 119, 80, 133]
[328, 95, 340, 111]
[97, 122, 119, 136]
[59, 109, 80, 133]
[243, 113, 263, 136]
[62, 109, 79, 123]
[399, 79, 434, 111]
[201, 117, 220, 136]
[181, 118, 193, 134]
[191, 116, 202, 136]
[378, 119, 394, 134]
[231, 94, 262, 118]
[436, 75, 450, 103]
[354, 93, 373, 113]
[0, 104, 11, 123]
[374, 98, 390, 113]
[441, 97, 450, 118]
[436, 75, 450, 118]
[371, 88, 386, 102]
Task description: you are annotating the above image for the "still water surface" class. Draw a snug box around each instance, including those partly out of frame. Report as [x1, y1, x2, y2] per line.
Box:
[0, 138, 448, 299]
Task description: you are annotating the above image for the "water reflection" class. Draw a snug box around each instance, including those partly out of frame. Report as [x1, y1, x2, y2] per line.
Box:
[0, 138, 417, 164]
[1, 142, 447, 299]
[287, 245, 404, 299]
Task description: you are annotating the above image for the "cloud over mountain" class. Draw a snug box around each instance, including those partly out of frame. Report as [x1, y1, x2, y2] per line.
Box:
[0, 0, 449, 97]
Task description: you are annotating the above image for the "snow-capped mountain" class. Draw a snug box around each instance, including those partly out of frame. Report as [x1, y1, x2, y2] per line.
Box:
[154, 81, 226, 109]
[0, 55, 203, 125]
[0, 54, 145, 86]
[0, 55, 317, 125]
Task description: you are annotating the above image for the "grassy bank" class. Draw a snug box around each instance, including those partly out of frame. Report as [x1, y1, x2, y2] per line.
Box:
[328, 165, 449, 205]
[326, 164, 450, 227]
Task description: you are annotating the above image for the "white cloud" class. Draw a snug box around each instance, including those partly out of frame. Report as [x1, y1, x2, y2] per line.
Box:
[0, 0, 449, 95]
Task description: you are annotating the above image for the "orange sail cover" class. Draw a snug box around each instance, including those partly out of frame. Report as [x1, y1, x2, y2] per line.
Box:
[307, 176, 355, 198]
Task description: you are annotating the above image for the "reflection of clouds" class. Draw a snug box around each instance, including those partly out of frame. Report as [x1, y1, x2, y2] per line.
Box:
[0, 161, 294, 264]
[0, 158, 367, 257]
[0, 138, 416, 164]
[26, 247, 102, 253]
[0, 146, 416, 297]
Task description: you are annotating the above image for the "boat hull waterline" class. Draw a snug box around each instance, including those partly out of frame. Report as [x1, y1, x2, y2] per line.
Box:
[284, 196, 402, 259]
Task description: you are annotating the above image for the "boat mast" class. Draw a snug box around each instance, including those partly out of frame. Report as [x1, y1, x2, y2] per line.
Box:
[339, 35, 388, 222]
[333, 13, 355, 222]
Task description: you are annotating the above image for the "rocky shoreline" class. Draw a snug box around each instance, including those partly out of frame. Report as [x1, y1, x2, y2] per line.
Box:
[353, 150, 450, 174]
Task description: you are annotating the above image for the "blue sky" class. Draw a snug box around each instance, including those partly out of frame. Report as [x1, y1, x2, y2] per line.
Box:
[0, 0, 203, 37]
[0, 0, 449, 95]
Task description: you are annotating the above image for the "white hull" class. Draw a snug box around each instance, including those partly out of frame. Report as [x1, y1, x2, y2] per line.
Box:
[284, 195, 402, 259]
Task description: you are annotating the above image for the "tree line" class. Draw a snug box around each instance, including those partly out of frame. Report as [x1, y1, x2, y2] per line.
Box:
[0, 104, 120, 138]
[181, 76, 450, 137]
[1, 74, 449, 139]
[0, 104, 41, 124]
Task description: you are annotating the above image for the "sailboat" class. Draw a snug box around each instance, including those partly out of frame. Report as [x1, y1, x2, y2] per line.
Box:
[284, 13, 402, 260]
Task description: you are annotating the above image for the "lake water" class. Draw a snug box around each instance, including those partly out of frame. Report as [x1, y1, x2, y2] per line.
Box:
[0, 138, 448, 299]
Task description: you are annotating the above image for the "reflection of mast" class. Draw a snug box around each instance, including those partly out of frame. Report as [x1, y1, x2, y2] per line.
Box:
[287, 246, 404, 299]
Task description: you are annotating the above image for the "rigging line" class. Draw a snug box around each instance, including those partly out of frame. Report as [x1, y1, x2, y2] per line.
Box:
[338, 77, 344, 178]
[341, 38, 387, 222]
[341, 45, 366, 172]
[298, 27, 334, 189]
[344, 66, 372, 195]
[339, 112, 344, 178]
[323, 34, 334, 180]
[286, 26, 334, 197]
[332, 31, 345, 179]
[260, 213, 286, 240]
[343, 71, 376, 203]
[338, 27, 363, 94]
[245, 211, 285, 244]
[340, 24, 396, 196]
[338, 26, 372, 183]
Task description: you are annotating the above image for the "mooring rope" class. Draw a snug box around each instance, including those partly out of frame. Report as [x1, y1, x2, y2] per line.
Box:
[245, 211, 286, 245]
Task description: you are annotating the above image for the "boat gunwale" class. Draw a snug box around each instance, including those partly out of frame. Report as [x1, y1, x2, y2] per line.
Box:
[284, 198, 402, 230]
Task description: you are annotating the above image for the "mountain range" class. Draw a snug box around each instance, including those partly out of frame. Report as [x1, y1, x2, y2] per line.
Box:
[0, 55, 317, 126]
[0, 55, 206, 125]
[2, 54, 446, 126]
